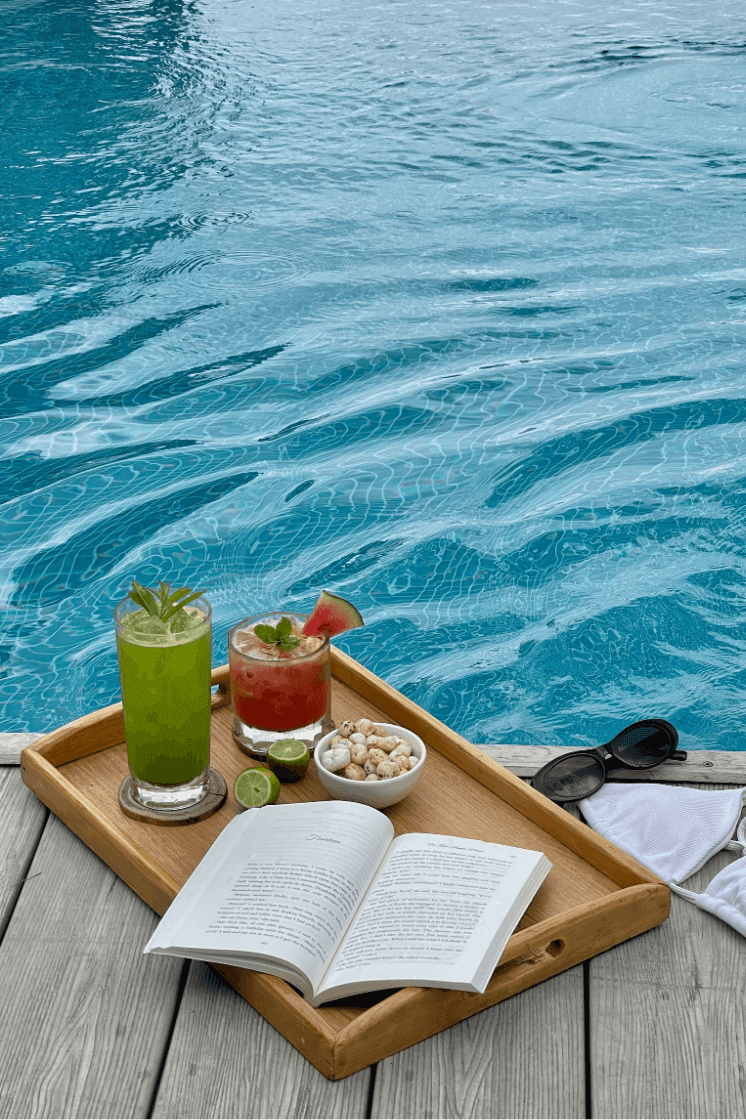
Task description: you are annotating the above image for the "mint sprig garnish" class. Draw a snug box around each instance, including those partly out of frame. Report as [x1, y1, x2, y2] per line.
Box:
[254, 616, 300, 651]
[128, 578, 205, 622]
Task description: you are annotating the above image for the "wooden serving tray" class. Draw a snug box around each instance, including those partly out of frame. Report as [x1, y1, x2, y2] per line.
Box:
[21, 647, 669, 1081]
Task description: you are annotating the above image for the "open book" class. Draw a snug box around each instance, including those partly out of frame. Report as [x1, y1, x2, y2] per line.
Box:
[144, 800, 551, 1007]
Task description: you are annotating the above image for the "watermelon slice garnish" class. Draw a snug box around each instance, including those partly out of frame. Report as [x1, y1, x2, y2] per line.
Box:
[302, 590, 364, 639]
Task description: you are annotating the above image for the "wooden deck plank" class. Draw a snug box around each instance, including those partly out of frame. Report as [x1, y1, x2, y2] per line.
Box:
[6, 724, 745, 1118]
[0, 814, 183, 1120]
[0, 732, 41, 766]
[588, 785, 746, 1120]
[479, 743, 746, 784]
[8, 728, 746, 782]
[151, 961, 371, 1119]
[371, 965, 585, 1119]
[7, 727, 745, 782]
[0, 765, 47, 939]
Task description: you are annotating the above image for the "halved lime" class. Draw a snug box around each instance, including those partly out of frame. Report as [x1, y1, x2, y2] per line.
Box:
[267, 738, 310, 783]
[234, 767, 280, 809]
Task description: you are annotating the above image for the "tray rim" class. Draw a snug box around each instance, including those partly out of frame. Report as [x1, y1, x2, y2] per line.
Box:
[20, 647, 669, 1079]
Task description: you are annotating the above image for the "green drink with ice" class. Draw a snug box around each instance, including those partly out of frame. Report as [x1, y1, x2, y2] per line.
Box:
[115, 580, 212, 812]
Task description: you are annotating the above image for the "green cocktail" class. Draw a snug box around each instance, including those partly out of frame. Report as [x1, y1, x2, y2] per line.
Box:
[115, 585, 212, 811]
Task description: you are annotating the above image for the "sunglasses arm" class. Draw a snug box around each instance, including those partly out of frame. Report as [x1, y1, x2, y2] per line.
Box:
[603, 747, 687, 773]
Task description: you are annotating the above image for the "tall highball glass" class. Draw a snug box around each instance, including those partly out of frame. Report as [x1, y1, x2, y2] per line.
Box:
[115, 595, 212, 811]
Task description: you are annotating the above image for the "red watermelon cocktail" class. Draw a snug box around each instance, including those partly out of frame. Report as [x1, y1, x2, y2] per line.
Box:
[228, 592, 363, 760]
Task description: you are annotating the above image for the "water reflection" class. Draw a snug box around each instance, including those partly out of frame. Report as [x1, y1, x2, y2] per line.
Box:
[2, 0, 746, 750]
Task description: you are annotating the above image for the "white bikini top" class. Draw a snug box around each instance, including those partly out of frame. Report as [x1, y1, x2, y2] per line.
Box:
[579, 783, 746, 938]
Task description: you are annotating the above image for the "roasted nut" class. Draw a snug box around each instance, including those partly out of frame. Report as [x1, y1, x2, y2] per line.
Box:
[338, 720, 355, 737]
[390, 743, 413, 761]
[378, 736, 400, 753]
[349, 732, 367, 744]
[349, 743, 368, 765]
[365, 773, 379, 782]
[363, 758, 378, 776]
[322, 746, 351, 772]
[377, 759, 398, 779]
[354, 718, 375, 736]
[344, 763, 366, 781]
[367, 748, 388, 767]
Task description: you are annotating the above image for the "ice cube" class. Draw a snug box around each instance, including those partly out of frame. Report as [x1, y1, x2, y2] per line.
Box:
[170, 607, 206, 637]
[122, 612, 169, 641]
[168, 609, 191, 632]
[234, 628, 264, 653]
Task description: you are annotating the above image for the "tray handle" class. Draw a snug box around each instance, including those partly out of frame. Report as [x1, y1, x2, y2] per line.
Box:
[210, 672, 231, 710]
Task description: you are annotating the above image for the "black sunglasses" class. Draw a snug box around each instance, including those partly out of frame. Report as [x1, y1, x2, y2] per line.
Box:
[531, 718, 685, 803]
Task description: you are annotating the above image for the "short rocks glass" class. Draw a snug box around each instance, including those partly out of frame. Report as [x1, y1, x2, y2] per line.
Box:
[228, 611, 332, 761]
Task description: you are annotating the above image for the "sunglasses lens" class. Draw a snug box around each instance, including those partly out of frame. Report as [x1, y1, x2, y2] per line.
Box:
[612, 721, 676, 768]
[533, 753, 606, 802]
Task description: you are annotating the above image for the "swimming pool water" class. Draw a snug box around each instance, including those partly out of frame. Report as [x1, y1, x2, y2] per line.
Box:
[2, 0, 746, 749]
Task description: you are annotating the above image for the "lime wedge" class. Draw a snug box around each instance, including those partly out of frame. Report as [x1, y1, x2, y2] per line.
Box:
[267, 738, 310, 783]
[234, 768, 280, 809]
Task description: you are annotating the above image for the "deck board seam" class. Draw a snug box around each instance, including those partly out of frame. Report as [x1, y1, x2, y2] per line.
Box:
[364, 1061, 378, 1119]
[583, 959, 592, 1120]
[0, 799, 50, 946]
[145, 958, 193, 1120]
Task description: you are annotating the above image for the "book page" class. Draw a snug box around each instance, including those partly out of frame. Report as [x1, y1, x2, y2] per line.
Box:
[145, 801, 394, 992]
[319, 833, 547, 995]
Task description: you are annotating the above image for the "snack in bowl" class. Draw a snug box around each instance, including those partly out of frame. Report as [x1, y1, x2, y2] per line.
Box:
[314, 721, 426, 809]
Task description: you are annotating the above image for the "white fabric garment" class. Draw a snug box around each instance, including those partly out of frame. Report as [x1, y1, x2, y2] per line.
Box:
[579, 782, 746, 938]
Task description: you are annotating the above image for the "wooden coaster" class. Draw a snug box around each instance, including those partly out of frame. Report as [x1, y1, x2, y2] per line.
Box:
[118, 767, 227, 825]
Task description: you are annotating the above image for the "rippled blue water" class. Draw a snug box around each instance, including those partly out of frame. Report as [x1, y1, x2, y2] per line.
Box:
[2, 0, 746, 749]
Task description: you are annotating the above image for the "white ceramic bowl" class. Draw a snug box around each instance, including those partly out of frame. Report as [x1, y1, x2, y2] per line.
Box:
[314, 722, 426, 809]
